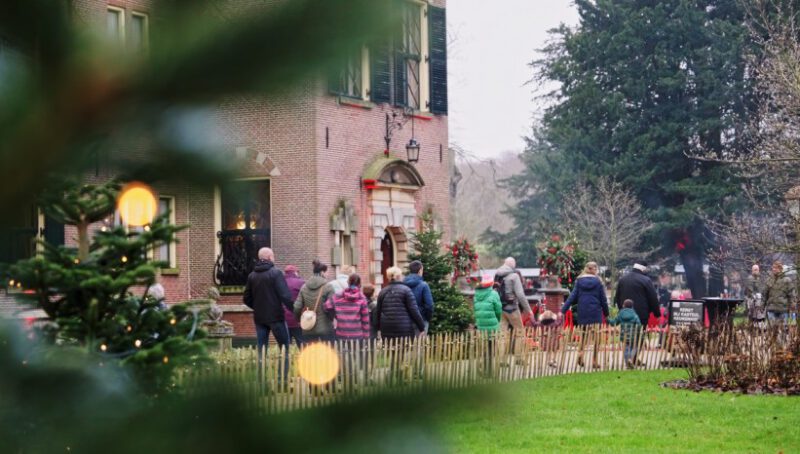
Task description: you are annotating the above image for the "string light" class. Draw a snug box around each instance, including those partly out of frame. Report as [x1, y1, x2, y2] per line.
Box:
[144, 225, 151, 232]
[121, 256, 128, 263]
[100, 226, 108, 232]
[73, 259, 80, 264]
[15, 283, 21, 289]
[8, 279, 14, 287]
[100, 344, 107, 352]
[134, 339, 142, 348]
[162, 356, 169, 364]
[126, 325, 132, 332]
[170, 318, 176, 325]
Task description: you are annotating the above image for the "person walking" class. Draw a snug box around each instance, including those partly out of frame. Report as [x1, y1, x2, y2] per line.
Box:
[561, 262, 609, 369]
[613, 261, 660, 325]
[375, 266, 425, 384]
[283, 264, 305, 348]
[403, 260, 434, 333]
[765, 261, 794, 325]
[293, 259, 335, 343]
[494, 257, 533, 361]
[473, 274, 502, 377]
[375, 266, 426, 339]
[324, 274, 370, 340]
[745, 264, 766, 326]
[243, 247, 293, 375]
[608, 299, 643, 369]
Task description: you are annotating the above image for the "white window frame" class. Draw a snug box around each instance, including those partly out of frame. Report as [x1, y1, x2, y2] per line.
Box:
[107, 6, 126, 44]
[130, 12, 149, 52]
[157, 196, 177, 269]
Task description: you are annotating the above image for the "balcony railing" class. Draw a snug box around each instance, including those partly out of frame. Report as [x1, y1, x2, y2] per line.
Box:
[214, 228, 271, 287]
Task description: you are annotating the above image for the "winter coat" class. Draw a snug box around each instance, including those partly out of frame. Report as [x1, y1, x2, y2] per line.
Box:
[608, 308, 642, 344]
[293, 275, 335, 337]
[375, 281, 425, 338]
[613, 269, 660, 325]
[283, 271, 305, 329]
[330, 274, 350, 296]
[561, 275, 609, 325]
[368, 298, 378, 339]
[324, 287, 370, 339]
[494, 265, 532, 314]
[473, 286, 502, 331]
[243, 260, 294, 326]
[745, 274, 766, 320]
[765, 273, 794, 313]
[403, 274, 434, 322]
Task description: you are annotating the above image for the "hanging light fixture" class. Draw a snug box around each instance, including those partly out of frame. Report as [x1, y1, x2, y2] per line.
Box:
[405, 115, 420, 164]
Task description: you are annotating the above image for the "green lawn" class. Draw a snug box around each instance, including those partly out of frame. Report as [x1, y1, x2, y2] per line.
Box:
[437, 371, 800, 453]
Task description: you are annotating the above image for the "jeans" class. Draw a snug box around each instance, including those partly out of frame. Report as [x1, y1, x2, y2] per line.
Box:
[255, 321, 290, 382]
[288, 327, 304, 348]
[623, 343, 638, 365]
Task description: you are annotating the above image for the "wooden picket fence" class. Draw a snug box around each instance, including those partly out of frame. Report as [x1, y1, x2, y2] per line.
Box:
[177, 325, 686, 414]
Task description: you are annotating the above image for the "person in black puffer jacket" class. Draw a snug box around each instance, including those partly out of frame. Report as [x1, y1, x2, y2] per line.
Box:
[243, 247, 293, 372]
[376, 266, 426, 339]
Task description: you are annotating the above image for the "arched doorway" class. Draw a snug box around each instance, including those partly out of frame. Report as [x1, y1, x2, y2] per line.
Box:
[380, 231, 394, 284]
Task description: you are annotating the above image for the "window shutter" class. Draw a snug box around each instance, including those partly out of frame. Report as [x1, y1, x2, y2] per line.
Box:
[351, 234, 359, 266]
[393, 34, 406, 108]
[370, 37, 392, 104]
[428, 6, 448, 115]
[43, 215, 64, 247]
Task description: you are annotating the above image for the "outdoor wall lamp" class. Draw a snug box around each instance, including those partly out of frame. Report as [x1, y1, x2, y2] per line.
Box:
[383, 109, 421, 164]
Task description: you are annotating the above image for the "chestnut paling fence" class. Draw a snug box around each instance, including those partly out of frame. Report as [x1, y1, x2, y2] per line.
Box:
[177, 325, 700, 414]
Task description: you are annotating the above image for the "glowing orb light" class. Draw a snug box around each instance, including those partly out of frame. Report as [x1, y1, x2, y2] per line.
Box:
[117, 182, 157, 227]
[297, 343, 339, 385]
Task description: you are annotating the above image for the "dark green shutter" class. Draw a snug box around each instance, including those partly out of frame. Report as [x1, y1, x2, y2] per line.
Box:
[370, 37, 392, 104]
[428, 6, 448, 115]
[43, 215, 64, 247]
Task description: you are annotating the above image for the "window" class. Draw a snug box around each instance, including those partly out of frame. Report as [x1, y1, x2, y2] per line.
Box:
[130, 13, 149, 52]
[331, 46, 370, 100]
[0, 204, 38, 266]
[156, 196, 176, 268]
[215, 180, 271, 286]
[370, 2, 446, 113]
[107, 7, 125, 44]
[397, 1, 423, 110]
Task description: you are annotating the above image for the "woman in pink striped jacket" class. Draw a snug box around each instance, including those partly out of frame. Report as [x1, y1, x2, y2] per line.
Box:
[324, 274, 370, 340]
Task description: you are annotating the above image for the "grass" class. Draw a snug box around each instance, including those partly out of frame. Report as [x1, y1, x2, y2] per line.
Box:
[436, 370, 800, 453]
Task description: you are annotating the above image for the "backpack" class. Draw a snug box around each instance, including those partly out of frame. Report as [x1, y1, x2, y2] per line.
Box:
[494, 274, 514, 306]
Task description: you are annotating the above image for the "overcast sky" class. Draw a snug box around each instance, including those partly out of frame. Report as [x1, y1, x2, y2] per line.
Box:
[448, 1, 579, 159]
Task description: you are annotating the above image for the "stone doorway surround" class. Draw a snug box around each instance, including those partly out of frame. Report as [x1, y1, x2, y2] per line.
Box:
[363, 156, 425, 288]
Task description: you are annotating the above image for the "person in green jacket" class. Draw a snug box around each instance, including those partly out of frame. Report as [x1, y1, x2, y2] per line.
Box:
[607, 299, 642, 369]
[765, 261, 794, 325]
[473, 274, 502, 377]
[293, 259, 336, 343]
[474, 275, 502, 331]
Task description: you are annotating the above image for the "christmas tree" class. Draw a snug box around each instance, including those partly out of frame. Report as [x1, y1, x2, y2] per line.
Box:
[6, 179, 206, 393]
[408, 213, 473, 334]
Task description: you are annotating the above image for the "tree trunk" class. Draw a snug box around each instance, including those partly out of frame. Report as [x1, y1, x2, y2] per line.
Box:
[77, 220, 90, 261]
[680, 249, 706, 299]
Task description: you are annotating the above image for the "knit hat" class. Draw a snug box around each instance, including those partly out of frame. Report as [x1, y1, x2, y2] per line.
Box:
[480, 274, 494, 288]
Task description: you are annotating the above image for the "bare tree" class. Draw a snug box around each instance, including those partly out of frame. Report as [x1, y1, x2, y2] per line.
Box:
[560, 177, 653, 280]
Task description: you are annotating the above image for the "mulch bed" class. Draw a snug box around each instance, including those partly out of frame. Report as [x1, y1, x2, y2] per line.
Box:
[661, 379, 800, 396]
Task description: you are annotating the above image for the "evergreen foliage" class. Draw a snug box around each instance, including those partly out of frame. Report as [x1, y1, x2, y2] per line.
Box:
[489, 0, 758, 296]
[408, 214, 473, 334]
[6, 179, 206, 393]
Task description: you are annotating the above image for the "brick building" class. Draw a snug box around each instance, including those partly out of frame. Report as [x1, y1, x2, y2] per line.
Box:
[0, 0, 452, 339]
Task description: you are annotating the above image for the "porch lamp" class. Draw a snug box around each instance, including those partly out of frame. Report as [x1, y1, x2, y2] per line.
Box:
[405, 115, 420, 164]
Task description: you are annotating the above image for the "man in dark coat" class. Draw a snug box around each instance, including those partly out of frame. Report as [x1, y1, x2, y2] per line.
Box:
[376, 266, 426, 339]
[614, 262, 660, 325]
[243, 247, 293, 370]
[403, 260, 434, 332]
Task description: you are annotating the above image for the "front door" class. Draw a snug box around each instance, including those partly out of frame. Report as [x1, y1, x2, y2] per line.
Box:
[380, 231, 394, 284]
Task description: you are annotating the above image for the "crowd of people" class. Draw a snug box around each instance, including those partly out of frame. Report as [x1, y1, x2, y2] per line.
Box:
[241, 247, 797, 375]
[242, 248, 434, 359]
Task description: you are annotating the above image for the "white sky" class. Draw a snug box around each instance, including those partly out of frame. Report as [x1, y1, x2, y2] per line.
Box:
[448, 1, 579, 159]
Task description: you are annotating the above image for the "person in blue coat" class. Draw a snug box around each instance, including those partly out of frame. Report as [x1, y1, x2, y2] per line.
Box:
[561, 261, 608, 368]
[404, 260, 434, 333]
